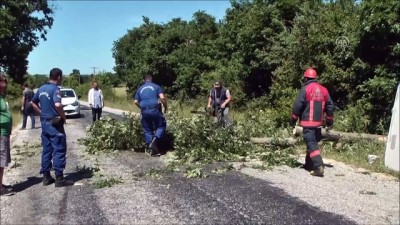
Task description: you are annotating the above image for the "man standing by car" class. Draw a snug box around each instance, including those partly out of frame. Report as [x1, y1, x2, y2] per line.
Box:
[290, 68, 334, 177]
[31, 68, 72, 187]
[88, 81, 104, 123]
[21, 82, 36, 130]
[134, 74, 168, 156]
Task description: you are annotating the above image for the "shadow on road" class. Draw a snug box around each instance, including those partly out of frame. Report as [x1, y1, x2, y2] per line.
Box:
[11, 167, 96, 191]
[65, 166, 96, 184]
[156, 131, 175, 155]
[80, 105, 91, 111]
[11, 176, 42, 192]
[66, 113, 85, 119]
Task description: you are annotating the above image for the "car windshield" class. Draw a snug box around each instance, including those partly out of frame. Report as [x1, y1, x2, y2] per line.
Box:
[60, 90, 75, 98]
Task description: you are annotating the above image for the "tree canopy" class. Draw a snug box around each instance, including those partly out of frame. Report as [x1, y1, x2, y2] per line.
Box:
[113, 0, 400, 133]
[0, 0, 54, 83]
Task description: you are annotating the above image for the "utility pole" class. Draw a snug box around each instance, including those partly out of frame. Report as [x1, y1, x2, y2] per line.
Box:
[89, 67, 99, 76]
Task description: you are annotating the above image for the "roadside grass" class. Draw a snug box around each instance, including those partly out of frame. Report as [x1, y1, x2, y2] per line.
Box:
[104, 98, 140, 113]
[295, 141, 399, 179]
[79, 88, 140, 113]
[113, 86, 127, 98]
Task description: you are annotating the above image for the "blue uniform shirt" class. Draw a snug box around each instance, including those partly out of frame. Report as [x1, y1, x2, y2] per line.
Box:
[134, 81, 163, 108]
[32, 83, 62, 119]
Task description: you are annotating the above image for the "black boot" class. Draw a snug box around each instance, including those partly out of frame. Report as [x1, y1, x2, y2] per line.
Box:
[42, 172, 55, 186]
[148, 137, 159, 157]
[310, 166, 324, 177]
[55, 175, 74, 187]
[303, 154, 314, 171]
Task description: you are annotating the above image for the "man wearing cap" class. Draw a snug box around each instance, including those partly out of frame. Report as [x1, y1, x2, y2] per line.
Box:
[290, 68, 334, 177]
[207, 81, 232, 128]
[134, 74, 168, 156]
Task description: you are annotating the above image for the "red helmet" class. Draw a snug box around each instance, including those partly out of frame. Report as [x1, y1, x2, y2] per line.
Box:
[304, 68, 317, 79]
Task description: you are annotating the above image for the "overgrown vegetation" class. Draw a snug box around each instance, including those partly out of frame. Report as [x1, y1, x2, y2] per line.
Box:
[3, 0, 398, 135]
[80, 103, 299, 172]
[112, 0, 399, 134]
[78, 113, 145, 154]
[0, 0, 54, 83]
[79, 101, 399, 177]
[2, 0, 398, 177]
[320, 140, 399, 177]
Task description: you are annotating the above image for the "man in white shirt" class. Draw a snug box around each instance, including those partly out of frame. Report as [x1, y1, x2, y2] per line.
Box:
[88, 81, 104, 122]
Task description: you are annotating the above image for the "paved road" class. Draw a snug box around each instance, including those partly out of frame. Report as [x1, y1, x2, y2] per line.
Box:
[0, 104, 395, 224]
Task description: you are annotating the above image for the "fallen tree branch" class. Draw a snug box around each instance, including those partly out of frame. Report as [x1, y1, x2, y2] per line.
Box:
[250, 137, 299, 146]
[190, 110, 209, 115]
[293, 126, 387, 142]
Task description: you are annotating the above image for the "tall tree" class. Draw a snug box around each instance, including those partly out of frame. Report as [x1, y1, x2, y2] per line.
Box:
[0, 0, 54, 83]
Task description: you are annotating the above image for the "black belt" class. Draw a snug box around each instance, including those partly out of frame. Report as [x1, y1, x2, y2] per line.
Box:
[141, 105, 159, 110]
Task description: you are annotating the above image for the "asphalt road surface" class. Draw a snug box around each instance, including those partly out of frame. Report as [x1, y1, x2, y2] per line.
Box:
[0, 104, 397, 224]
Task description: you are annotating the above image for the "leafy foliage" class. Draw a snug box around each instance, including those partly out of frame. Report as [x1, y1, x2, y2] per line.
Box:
[167, 109, 252, 164]
[0, 0, 54, 83]
[81, 105, 298, 169]
[79, 113, 145, 154]
[112, 0, 400, 134]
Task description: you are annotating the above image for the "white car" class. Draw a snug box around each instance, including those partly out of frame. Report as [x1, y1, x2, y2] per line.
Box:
[60, 88, 81, 117]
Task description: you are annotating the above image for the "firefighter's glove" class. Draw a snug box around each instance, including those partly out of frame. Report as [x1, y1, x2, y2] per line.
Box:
[326, 120, 333, 131]
[289, 118, 297, 128]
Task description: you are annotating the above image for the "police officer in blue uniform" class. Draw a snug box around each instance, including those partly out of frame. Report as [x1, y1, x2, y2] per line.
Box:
[31, 68, 72, 187]
[134, 74, 168, 156]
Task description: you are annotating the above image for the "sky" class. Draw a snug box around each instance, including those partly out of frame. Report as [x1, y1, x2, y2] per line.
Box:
[27, 0, 231, 75]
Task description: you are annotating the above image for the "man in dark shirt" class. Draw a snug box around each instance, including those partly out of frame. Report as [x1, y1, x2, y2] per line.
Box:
[207, 80, 232, 128]
[21, 83, 35, 130]
[32, 68, 72, 187]
[134, 74, 168, 156]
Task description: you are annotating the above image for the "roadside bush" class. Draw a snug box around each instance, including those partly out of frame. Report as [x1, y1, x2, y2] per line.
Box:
[234, 108, 293, 140]
[334, 101, 371, 134]
[5, 80, 22, 98]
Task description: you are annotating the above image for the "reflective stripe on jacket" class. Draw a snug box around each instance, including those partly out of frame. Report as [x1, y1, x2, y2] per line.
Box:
[291, 80, 334, 128]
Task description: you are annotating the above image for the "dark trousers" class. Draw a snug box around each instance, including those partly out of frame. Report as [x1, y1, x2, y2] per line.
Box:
[22, 108, 35, 129]
[40, 119, 67, 177]
[92, 108, 102, 122]
[303, 127, 324, 169]
[141, 109, 166, 145]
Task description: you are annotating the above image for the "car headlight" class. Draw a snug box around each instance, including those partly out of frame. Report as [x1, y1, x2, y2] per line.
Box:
[71, 101, 79, 106]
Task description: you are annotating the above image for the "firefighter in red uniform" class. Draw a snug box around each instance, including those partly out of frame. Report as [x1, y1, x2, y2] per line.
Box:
[290, 68, 334, 177]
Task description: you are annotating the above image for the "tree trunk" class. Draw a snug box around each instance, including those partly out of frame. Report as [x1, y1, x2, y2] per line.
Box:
[250, 137, 299, 146]
[190, 110, 209, 115]
[293, 126, 387, 142]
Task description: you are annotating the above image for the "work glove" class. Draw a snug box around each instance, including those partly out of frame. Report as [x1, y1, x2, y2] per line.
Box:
[289, 118, 297, 128]
[326, 120, 333, 131]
